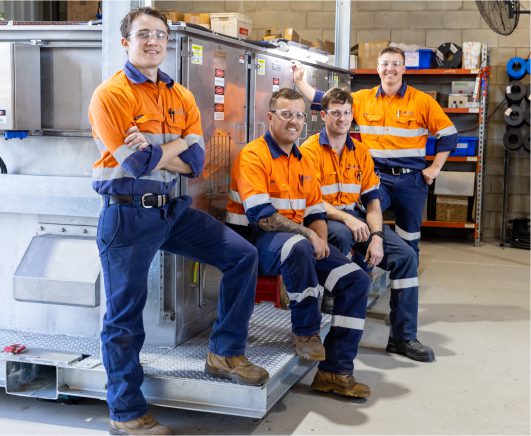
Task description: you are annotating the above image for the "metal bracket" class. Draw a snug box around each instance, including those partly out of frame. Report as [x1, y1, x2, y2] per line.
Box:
[247, 63, 259, 70]
[180, 50, 193, 58]
[36, 223, 97, 237]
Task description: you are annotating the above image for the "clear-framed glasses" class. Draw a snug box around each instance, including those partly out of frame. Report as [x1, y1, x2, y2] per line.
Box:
[325, 109, 353, 119]
[126, 29, 169, 41]
[270, 110, 307, 121]
[378, 61, 403, 68]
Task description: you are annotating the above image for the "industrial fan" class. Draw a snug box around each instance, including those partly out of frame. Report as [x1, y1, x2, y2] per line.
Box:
[475, 0, 529, 35]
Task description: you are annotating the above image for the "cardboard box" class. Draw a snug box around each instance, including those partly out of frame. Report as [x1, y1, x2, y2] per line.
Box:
[283, 28, 300, 43]
[184, 13, 210, 25]
[434, 171, 475, 196]
[463, 42, 482, 69]
[263, 35, 281, 41]
[161, 11, 184, 22]
[357, 40, 389, 69]
[425, 90, 439, 102]
[67, 1, 99, 21]
[210, 12, 251, 39]
[435, 195, 468, 221]
[300, 38, 312, 47]
[323, 40, 335, 55]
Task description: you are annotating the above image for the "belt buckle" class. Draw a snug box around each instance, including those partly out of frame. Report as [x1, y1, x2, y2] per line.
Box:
[141, 193, 154, 208]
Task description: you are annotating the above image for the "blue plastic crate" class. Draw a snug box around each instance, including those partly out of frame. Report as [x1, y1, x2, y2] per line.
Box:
[406, 49, 433, 69]
[426, 136, 436, 155]
[451, 136, 478, 156]
[418, 49, 433, 68]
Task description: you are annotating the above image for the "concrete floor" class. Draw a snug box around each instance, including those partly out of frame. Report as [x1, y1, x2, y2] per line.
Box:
[0, 240, 529, 435]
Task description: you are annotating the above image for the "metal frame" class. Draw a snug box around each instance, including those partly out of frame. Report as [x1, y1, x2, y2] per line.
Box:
[475, 45, 490, 246]
[1, 304, 331, 418]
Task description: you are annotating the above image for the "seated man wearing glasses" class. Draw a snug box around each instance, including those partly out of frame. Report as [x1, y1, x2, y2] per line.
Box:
[89, 7, 268, 435]
[300, 88, 432, 364]
[226, 88, 372, 399]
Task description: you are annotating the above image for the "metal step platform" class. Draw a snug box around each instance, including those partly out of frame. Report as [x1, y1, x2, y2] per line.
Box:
[0, 303, 331, 418]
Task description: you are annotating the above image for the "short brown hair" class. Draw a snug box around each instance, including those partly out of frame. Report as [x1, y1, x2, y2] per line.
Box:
[378, 46, 406, 64]
[120, 7, 170, 38]
[321, 87, 353, 111]
[269, 88, 304, 111]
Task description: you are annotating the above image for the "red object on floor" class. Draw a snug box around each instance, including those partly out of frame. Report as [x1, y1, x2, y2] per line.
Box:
[3, 344, 26, 354]
[255, 275, 282, 308]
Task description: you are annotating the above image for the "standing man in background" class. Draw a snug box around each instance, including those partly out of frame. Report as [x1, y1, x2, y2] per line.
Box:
[301, 88, 433, 363]
[227, 88, 372, 399]
[89, 7, 267, 435]
[293, 47, 457, 258]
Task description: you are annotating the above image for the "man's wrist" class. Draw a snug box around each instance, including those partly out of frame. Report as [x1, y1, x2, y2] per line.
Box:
[369, 230, 384, 241]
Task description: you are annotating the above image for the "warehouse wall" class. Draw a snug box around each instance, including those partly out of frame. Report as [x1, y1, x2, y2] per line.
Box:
[156, 0, 530, 241]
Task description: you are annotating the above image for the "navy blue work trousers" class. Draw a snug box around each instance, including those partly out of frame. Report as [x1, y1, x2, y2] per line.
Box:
[328, 209, 419, 340]
[97, 196, 258, 422]
[252, 231, 370, 374]
[378, 171, 429, 259]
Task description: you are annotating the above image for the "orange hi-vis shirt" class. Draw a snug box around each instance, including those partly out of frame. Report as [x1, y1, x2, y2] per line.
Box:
[226, 131, 326, 227]
[88, 61, 204, 195]
[301, 129, 380, 210]
[312, 83, 457, 171]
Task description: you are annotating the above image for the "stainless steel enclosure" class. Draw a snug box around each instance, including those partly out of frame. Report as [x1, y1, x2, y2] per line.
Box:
[0, 23, 353, 416]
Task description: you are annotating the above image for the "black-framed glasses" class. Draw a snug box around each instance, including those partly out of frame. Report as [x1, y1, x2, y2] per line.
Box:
[270, 110, 307, 121]
[377, 61, 403, 68]
[325, 109, 353, 119]
[126, 29, 169, 41]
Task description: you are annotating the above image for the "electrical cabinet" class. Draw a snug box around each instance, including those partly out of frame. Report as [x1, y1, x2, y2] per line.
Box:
[0, 42, 41, 131]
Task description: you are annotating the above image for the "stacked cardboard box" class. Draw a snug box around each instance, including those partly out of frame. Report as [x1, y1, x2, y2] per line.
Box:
[67, 1, 99, 21]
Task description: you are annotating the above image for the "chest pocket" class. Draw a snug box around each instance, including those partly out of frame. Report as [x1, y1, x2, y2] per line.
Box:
[298, 175, 312, 196]
[166, 109, 186, 132]
[396, 110, 419, 128]
[135, 113, 164, 128]
[363, 113, 383, 124]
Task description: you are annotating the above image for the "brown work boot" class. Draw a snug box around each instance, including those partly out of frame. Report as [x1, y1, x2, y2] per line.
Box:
[311, 369, 371, 398]
[109, 413, 173, 435]
[292, 334, 326, 361]
[205, 352, 269, 385]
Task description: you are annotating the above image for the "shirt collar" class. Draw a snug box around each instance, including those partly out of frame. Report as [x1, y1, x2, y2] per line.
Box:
[376, 80, 407, 97]
[124, 60, 174, 88]
[264, 131, 302, 160]
[318, 127, 355, 151]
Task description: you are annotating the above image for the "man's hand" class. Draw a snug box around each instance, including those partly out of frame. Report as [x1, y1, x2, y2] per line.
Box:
[365, 236, 384, 268]
[124, 126, 149, 150]
[309, 231, 330, 260]
[291, 60, 305, 84]
[421, 165, 441, 185]
[344, 214, 371, 242]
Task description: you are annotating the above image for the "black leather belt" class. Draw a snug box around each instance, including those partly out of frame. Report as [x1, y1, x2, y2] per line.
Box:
[378, 167, 415, 176]
[107, 193, 170, 208]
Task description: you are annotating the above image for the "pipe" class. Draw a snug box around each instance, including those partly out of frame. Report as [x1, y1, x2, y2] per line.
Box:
[334, 0, 351, 69]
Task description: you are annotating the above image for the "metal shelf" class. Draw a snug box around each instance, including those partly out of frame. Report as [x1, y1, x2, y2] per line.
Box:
[422, 220, 476, 229]
[352, 68, 479, 75]
[426, 156, 478, 162]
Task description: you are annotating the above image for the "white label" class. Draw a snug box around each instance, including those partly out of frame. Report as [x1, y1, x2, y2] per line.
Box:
[214, 94, 225, 103]
[405, 51, 420, 67]
[192, 44, 203, 65]
[215, 77, 225, 86]
[257, 58, 266, 76]
[312, 114, 318, 122]
[214, 112, 224, 120]
[272, 84, 279, 92]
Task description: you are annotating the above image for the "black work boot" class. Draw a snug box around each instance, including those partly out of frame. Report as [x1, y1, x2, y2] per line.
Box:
[386, 337, 435, 362]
